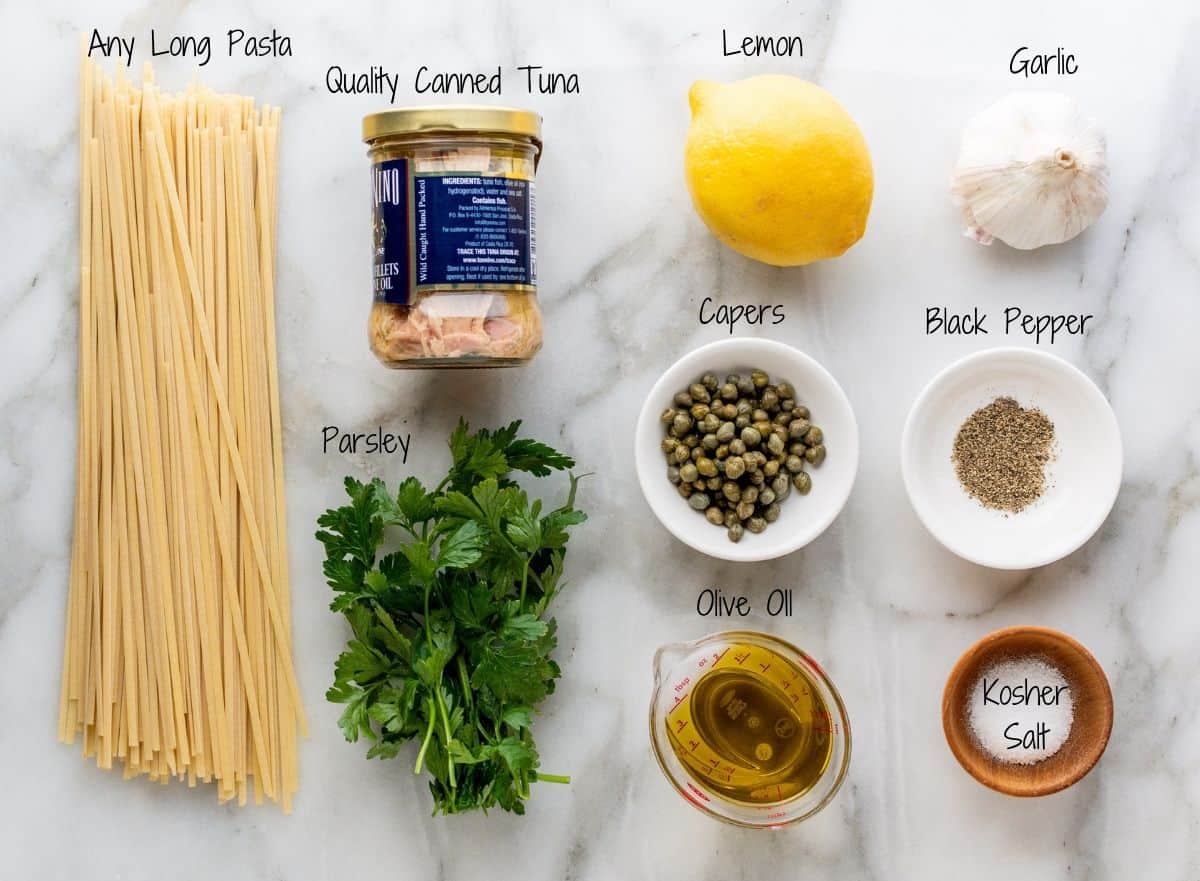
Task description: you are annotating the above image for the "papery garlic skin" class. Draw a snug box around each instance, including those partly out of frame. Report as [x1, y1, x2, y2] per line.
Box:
[951, 92, 1109, 249]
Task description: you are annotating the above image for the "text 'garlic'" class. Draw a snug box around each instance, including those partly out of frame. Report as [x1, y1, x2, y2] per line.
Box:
[951, 92, 1109, 250]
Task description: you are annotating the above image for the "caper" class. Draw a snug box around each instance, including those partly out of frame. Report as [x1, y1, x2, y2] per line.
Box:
[684, 433, 700, 447]
[805, 444, 826, 466]
[759, 488, 776, 506]
[715, 444, 729, 460]
[763, 503, 782, 523]
[667, 466, 681, 484]
[688, 492, 711, 511]
[804, 426, 824, 446]
[789, 419, 811, 439]
[716, 422, 736, 443]
[750, 408, 766, 423]
[702, 433, 719, 451]
[747, 451, 767, 468]
[729, 439, 746, 456]
[689, 383, 711, 404]
[741, 427, 761, 447]
[691, 447, 703, 461]
[793, 405, 810, 419]
[737, 376, 755, 395]
[761, 389, 779, 411]
[772, 475, 790, 496]
[661, 407, 678, 424]
[742, 486, 759, 505]
[747, 516, 767, 533]
[736, 500, 755, 521]
[736, 400, 753, 416]
[780, 398, 795, 412]
[763, 459, 780, 478]
[719, 382, 738, 401]
[720, 404, 738, 419]
[751, 370, 768, 388]
[705, 506, 724, 525]
[671, 413, 692, 436]
[725, 456, 745, 479]
[777, 381, 795, 400]
[793, 472, 812, 494]
[661, 437, 678, 454]
[735, 414, 750, 429]
[674, 391, 693, 408]
[701, 372, 719, 391]
[766, 433, 785, 455]
[697, 457, 717, 478]
[690, 403, 710, 420]
[789, 442, 807, 457]
[673, 446, 691, 464]
[677, 483, 693, 499]
[722, 483, 741, 502]
[748, 470, 765, 486]
[752, 421, 773, 438]
[785, 455, 805, 474]
[726, 373, 742, 385]
[727, 523, 745, 543]
[706, 476, 722, 491]
[679, 463, 699, 483]
[701, 413, 721, 433]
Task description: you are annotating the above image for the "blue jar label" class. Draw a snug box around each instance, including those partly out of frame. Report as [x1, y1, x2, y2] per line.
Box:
[372, 158, 536, 305]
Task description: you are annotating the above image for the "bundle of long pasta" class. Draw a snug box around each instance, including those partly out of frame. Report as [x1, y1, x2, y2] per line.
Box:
[59, 52, 306, 810]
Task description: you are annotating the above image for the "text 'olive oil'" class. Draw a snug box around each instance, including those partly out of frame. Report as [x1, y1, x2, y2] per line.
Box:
[665, 642, 834, 804]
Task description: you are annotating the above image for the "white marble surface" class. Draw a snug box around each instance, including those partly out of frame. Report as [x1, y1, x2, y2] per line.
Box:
[2, 0, 1199, 878]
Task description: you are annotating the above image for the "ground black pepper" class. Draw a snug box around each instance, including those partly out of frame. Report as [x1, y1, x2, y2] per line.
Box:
[952, 396, 1055, 513]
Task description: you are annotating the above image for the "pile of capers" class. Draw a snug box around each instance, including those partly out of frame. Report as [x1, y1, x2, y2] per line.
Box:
[661, 369, 826, 543]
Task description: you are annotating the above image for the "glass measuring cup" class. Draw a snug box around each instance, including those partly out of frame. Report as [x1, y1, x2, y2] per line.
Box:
[649, 630, 851, 828]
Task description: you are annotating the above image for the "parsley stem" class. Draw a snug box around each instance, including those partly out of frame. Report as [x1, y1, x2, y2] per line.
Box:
[533, 772, 570, 785]
[414, 710, 435, 775]
[519, 560, 530, 608]
[436, 686, 457, 789]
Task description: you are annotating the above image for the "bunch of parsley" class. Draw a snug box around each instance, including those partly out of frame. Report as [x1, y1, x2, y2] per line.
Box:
[317, 421, 586, 815]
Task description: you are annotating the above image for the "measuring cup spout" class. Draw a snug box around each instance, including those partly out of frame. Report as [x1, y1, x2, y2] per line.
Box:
[652, 642, 691, 688]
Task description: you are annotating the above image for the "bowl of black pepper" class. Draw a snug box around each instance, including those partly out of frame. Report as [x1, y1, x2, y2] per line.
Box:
[636, 338, 859, 562]
[901, 347, 1122, 569]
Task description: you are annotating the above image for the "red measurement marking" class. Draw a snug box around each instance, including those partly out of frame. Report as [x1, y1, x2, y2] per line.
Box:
[670, 694, 685, 710]
[758, 663, 772, 673]
[674, 719, 689, 733]
[790, 693, 800, 703]
[698, 658, 707, 668]
[689, 740, 701, 752]
[713, 648, 729, 663]
[767, 811, 787, 820]
[734, 652, 750, 665]
[674, 677, 690, 693]
[687, 783, 711, 802]
[708, 758, 720, 767]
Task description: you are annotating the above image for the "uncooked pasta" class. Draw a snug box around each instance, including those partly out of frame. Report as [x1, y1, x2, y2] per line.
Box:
[59, 49, 304, 810]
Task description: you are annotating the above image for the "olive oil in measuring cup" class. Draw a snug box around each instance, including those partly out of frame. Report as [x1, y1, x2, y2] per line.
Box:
[650, 631, 850, 827]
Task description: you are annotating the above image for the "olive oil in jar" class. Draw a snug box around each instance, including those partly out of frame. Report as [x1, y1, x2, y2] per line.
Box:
[665, 643, 834, 804]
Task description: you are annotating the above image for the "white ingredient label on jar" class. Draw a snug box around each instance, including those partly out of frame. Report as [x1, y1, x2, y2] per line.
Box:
[371, 158, 536, 305]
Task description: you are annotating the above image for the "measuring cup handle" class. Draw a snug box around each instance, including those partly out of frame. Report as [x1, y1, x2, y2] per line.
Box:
[652, 643, 691, 688]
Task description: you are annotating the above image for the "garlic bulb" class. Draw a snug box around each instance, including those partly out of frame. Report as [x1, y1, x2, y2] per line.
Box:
[950, 92, 1108, 249]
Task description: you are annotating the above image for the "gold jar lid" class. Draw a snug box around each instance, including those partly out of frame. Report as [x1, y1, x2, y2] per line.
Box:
[362, 106, 542, 146]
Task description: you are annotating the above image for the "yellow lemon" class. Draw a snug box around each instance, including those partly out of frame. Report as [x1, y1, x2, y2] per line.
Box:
[685, 75, 874, 267]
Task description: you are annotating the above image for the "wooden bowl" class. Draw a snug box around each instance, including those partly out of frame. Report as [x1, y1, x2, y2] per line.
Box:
[942, 626, 1113, 797]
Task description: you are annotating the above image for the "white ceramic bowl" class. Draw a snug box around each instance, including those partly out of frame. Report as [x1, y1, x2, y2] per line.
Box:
[635, 338, 859, 562]
[902, 348, 1121, 570]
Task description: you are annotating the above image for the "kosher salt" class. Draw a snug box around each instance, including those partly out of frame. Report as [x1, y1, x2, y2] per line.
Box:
[967, 657, 1074, 765]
